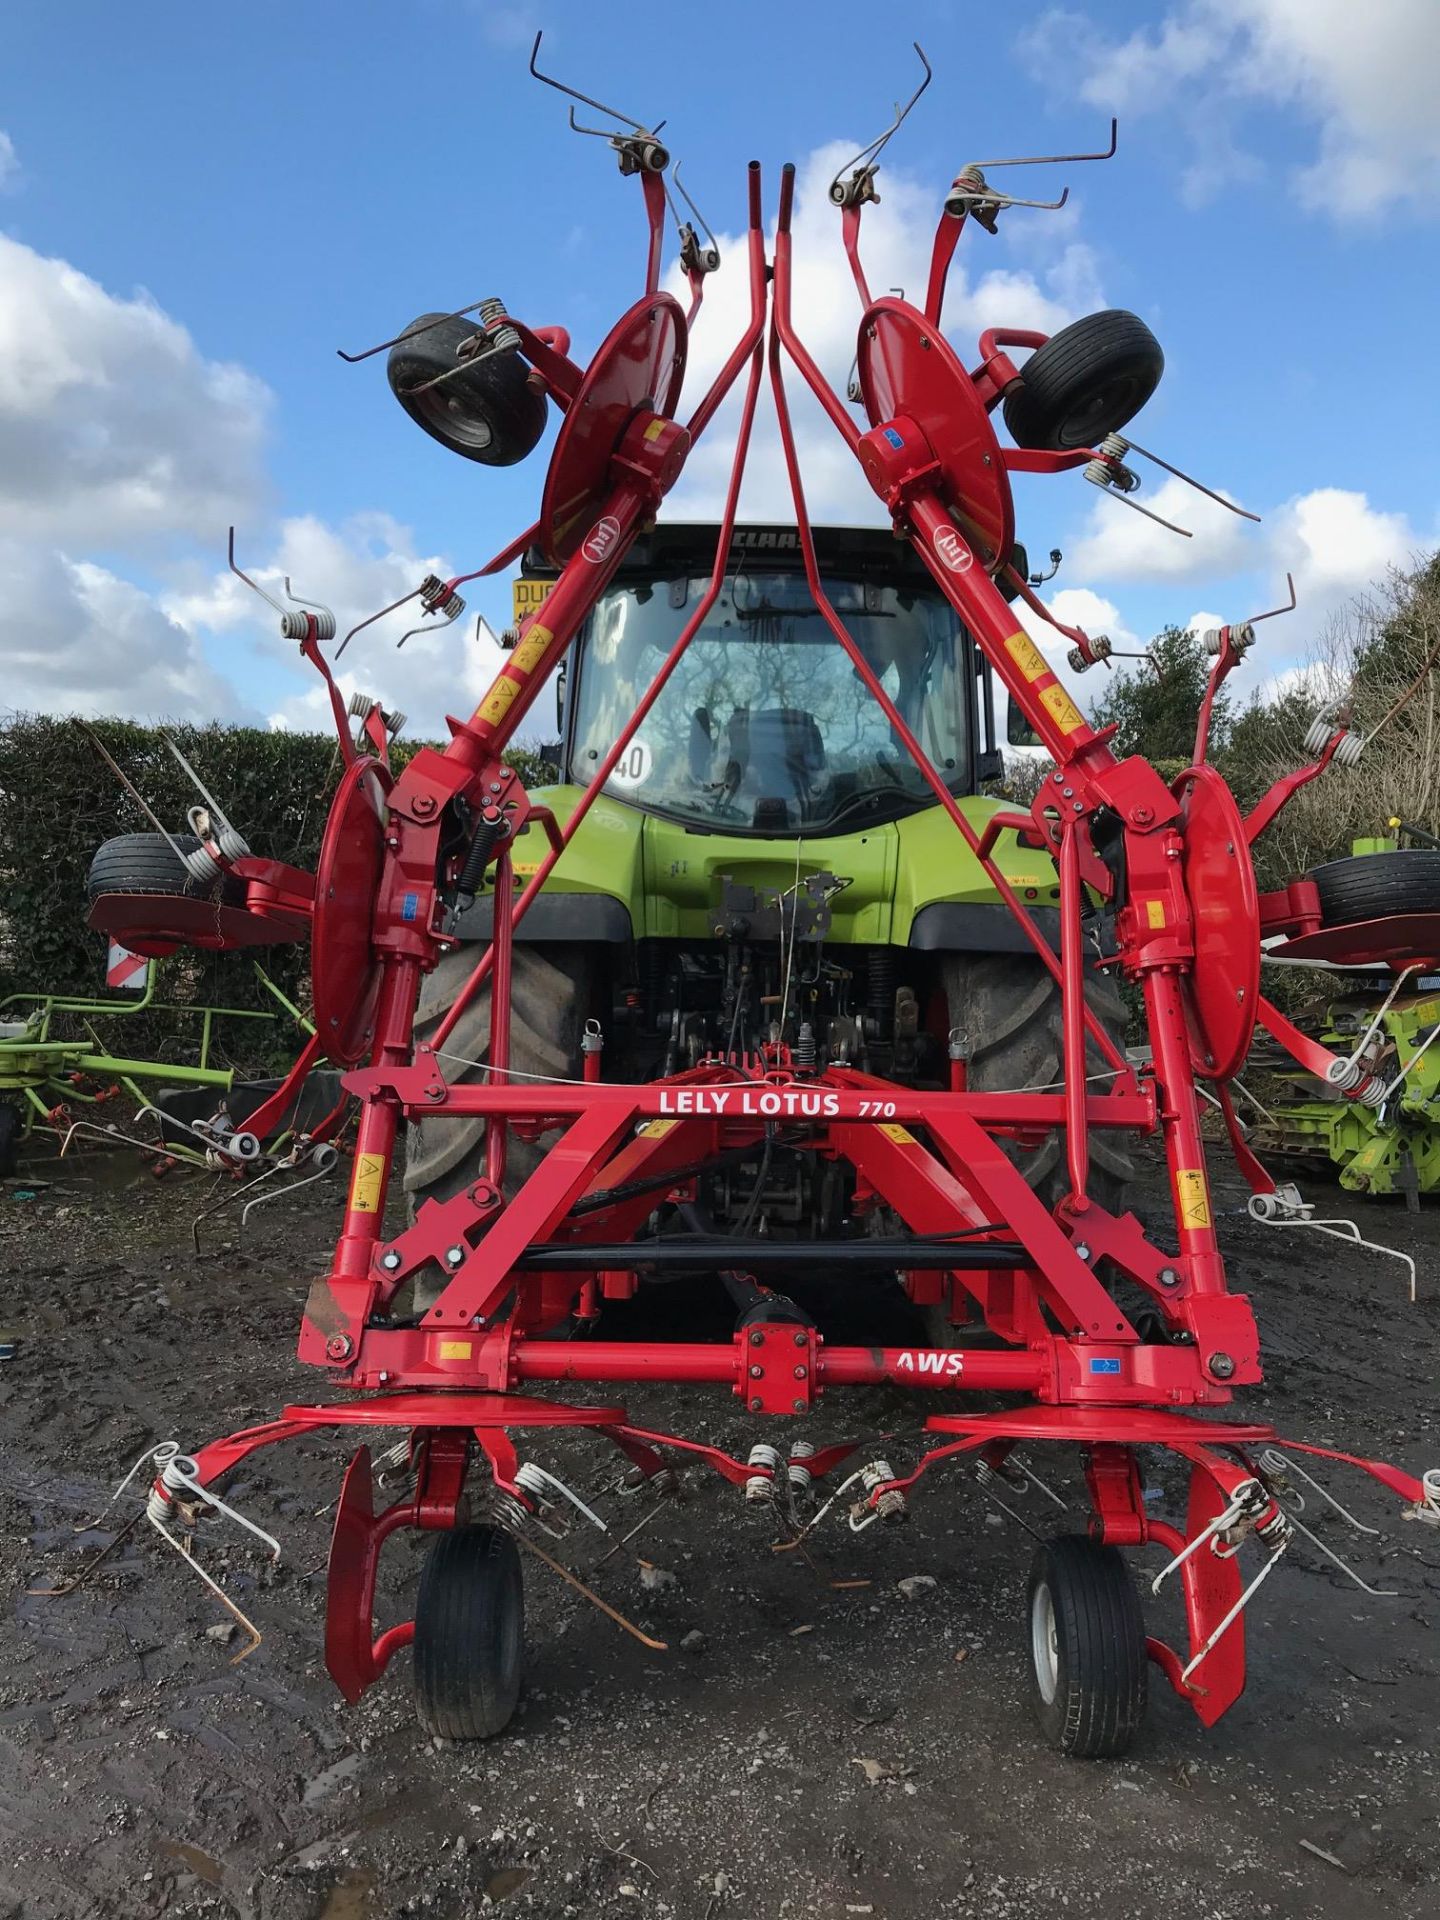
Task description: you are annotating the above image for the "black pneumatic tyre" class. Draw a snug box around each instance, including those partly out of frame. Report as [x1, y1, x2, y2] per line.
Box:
[1026, 1535, 1148, 1757]
[1003, 310, 1164, 453]
[0, 1103, 21, 1178]
[1310, 850, 1440, 929]
[387, 312, 548, 467]
[413, 1525, 524, 1741]
[86, 833, 243, 905]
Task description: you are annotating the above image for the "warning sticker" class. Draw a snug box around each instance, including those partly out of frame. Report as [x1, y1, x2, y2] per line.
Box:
[1004, 630, 1050, 683]
[349, 1152, 385, 1213]
[512, 577, 553, 623]
[474, 676, 521, 727]
[439, 1340, 473, 1360]
[510, 623, 553, 675]
[638, 1118, 681, 1139]
[879, 1122, 915, 1145]
[1177, 1167, 1212, 1231]
[1039, 682, 1086, 735]
[1145, 899, 1167, 930]
[643, 416, 668, 442]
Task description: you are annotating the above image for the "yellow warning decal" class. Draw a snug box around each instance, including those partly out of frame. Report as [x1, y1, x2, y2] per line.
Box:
[512, 577, 553, 623]
[879, 1122, 915, 1145]
[1004, 629, 1050, 683]
[474, 676, 522, 727]
[1039, 682, 1086, 735]
[510, 623, 553, 675]
[643, 416, 668, 442]
[439, 1340, 473, 1360]
[349, 1152, 385, 1213]
[639, 1118, 681, 1139]
[1145, 899, 1167, 930]
[1177, 1167, 1212, 1231]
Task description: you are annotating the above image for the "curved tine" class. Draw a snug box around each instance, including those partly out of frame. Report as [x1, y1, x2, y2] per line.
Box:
[1252, 573, 1297, 625]
[337, 585, 423, 659]
[669, 162, 721, 256]
[992, 186, 1071, 212]
[337, 301, 488, 365]
[397, 598, 465, 651]
[530, 29, 651, 134]
[227, 527, 286, 616]
[283, 577, 336, 624]
[241, 1158, 335, 1228]
[970, 119, 1118, 170]
[828, 41, 933, 199]
[1124, 440, 1262, 522]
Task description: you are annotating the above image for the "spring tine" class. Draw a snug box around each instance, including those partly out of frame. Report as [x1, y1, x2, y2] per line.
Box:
[1250, 573, 1297, 625]
[283, 577, 338, 630]
[156, 1446, 282, 1561]
[227, 526, 288, 615]
[973, 1467, 1043, 1540]
[1011, 1457, 1068, 1508]
[159, 733, 236, 833]
[28, 1510, 143, 1597]
[513, 1531, 669, 1651]
[147, 1510, 264, 1663]
[1125, 440, 1261, 522]
[1261, 1450, 1381, 1536]
[336, 300, 491, 365]
[338, 585, 423, 659]
[529, 29, 652, 135]
[1180, 1536, 1289, 1683]
[75, 724, 194, 865]
[239, 1157, 335, 1228]
[969, 119, 1118, 170]
[1284, 1507, 1397, 1596]
[1103, 486, 1194, 539]
[398, 597, 465, 652]
[828, 41, 932, 199]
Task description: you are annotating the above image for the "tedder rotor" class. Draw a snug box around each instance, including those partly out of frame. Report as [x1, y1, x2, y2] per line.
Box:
[74, 38, 1439, 1756]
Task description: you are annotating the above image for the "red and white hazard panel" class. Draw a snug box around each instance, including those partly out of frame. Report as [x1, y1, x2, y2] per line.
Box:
[106, 942, 149, 991]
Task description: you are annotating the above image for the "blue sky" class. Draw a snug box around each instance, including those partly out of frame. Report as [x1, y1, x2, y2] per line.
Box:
[1, 0, 1436, 739]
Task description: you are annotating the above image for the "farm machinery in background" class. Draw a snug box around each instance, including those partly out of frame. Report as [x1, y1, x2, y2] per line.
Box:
[60, 38, 1440, 1757]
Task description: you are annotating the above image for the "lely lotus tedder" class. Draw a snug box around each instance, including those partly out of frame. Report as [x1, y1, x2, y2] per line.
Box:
[74, 42, 1439, 1755]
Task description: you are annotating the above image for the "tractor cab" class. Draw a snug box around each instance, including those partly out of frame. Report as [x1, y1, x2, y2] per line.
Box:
[535, 524, 1008, 834]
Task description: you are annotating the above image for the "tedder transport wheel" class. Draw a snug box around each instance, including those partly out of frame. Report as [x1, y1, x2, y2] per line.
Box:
[413, 1525, 524, 1741]
[1026, 1535, 1148, 1757]
[86, 832, 244, 907]
[405, 942, 595, 1209]
[387, 313, 549, 468]
[927, 954, 1133, 1343]
[1310, 850, 1440, 928]
[1003, 310, 1163, 454]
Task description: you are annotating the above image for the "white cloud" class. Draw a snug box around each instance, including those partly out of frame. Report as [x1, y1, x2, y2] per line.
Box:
[0, 233, 270, 547]
[1273, 487, 1420, 597]
[0, 134, 19, 193]
[0, 540, 241, 722]
[1023, 1, 1440, 219]
[666, 141, 1106, 525]
[1066, 473, 1256, 583]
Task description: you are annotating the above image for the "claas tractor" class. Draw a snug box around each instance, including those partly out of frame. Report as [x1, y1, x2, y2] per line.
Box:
[67, 37, 1440, 1758]
[406, 519, 1131, 1274]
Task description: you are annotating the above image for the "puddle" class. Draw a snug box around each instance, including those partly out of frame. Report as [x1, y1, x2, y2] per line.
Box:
[157, 1840, 225, 1886]
[486, 1867, 533, 1900]
[318, 1868, 375, 1919]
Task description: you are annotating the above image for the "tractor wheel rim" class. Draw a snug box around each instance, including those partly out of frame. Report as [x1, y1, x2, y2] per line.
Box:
[1031, 1582, 1060, 1704]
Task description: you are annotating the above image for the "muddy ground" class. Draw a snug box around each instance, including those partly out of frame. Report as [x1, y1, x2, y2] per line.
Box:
[0, 1141, 1437, 1920]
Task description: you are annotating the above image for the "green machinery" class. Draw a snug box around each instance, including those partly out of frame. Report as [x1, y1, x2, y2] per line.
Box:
[1248, 827, 1440, 1203]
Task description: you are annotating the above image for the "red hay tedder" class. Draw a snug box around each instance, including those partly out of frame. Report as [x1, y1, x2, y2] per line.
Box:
[78, 40, 1439, 1756]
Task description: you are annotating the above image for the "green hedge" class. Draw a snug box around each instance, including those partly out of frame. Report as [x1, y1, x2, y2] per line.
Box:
[0, 717, 542, 1050]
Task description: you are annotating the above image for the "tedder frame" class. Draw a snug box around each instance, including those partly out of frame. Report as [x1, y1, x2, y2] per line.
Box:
[74, 40, 1439, 1750]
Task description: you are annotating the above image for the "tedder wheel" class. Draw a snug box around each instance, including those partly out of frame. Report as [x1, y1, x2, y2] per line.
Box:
[1026, 1535, 1148, 1757]
[405, 942, 596, 1211]
[86, 832, 244, 906]
[1309, 850, 1440, 928]
[1003, 310, 1164, 453]
[413, 1525, 524, 1741]
[927, 953, 1133, 1343]
[387, 313, 548, 468]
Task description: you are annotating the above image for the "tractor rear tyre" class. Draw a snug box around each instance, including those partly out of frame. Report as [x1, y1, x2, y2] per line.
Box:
[0, 1103, 20, 1178]
[405, 942, 595, 1209]
[1026, 1534, 1148, 1757]
[413, 1525, 524, 1741]
[1310, 850, 1440, 928]
[924, 953, 1133, 1343]
[1003, 310, 1163, 453]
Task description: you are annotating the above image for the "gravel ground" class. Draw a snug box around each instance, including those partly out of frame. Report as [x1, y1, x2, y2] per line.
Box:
[1, 1142, 1437, 1920]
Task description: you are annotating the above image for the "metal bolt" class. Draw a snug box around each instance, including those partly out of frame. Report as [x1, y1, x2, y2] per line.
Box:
[794, 1366, 807, 1380]
[381, 1250, 402, 1272]
[1208, 1351, 1236, 1380]
[446, 1245, 465, 1267]
[325, 1334, 353, 1361]
[425, 1084, 445, 1101]
[1134, 806, 1154, 826]
[1158, 1266, 1179, 1288]
[413, 795, 436, 817]
[378, 1370, 389, 1384]
[489, 780, 503, 794]
[793, 1331, 807, 1348]
[1074, 1244, 1091, 1262]
[1062, 786, 1073, 799]
[749, 1330, 764, 1347]
[750, 1364, 764, 1378]
[750, 1397, 764, 1412]
[792, 1399, 805, 1412]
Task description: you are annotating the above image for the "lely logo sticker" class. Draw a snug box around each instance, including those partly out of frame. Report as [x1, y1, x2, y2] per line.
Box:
[933, 525, 973, 573]
[582, 515, 622, 564]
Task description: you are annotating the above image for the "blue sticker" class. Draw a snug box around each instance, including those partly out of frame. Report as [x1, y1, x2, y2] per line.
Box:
[1088, 1357, 1122, 1375]
[882, 427, 905, 449]
[402, 892, 420, 923]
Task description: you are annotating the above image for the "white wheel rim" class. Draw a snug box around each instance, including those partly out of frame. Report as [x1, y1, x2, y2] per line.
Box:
[1031, 1582, 1060, 1704]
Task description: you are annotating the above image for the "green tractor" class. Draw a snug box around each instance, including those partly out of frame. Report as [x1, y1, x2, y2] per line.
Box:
[406, 522, 1130, 1323]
